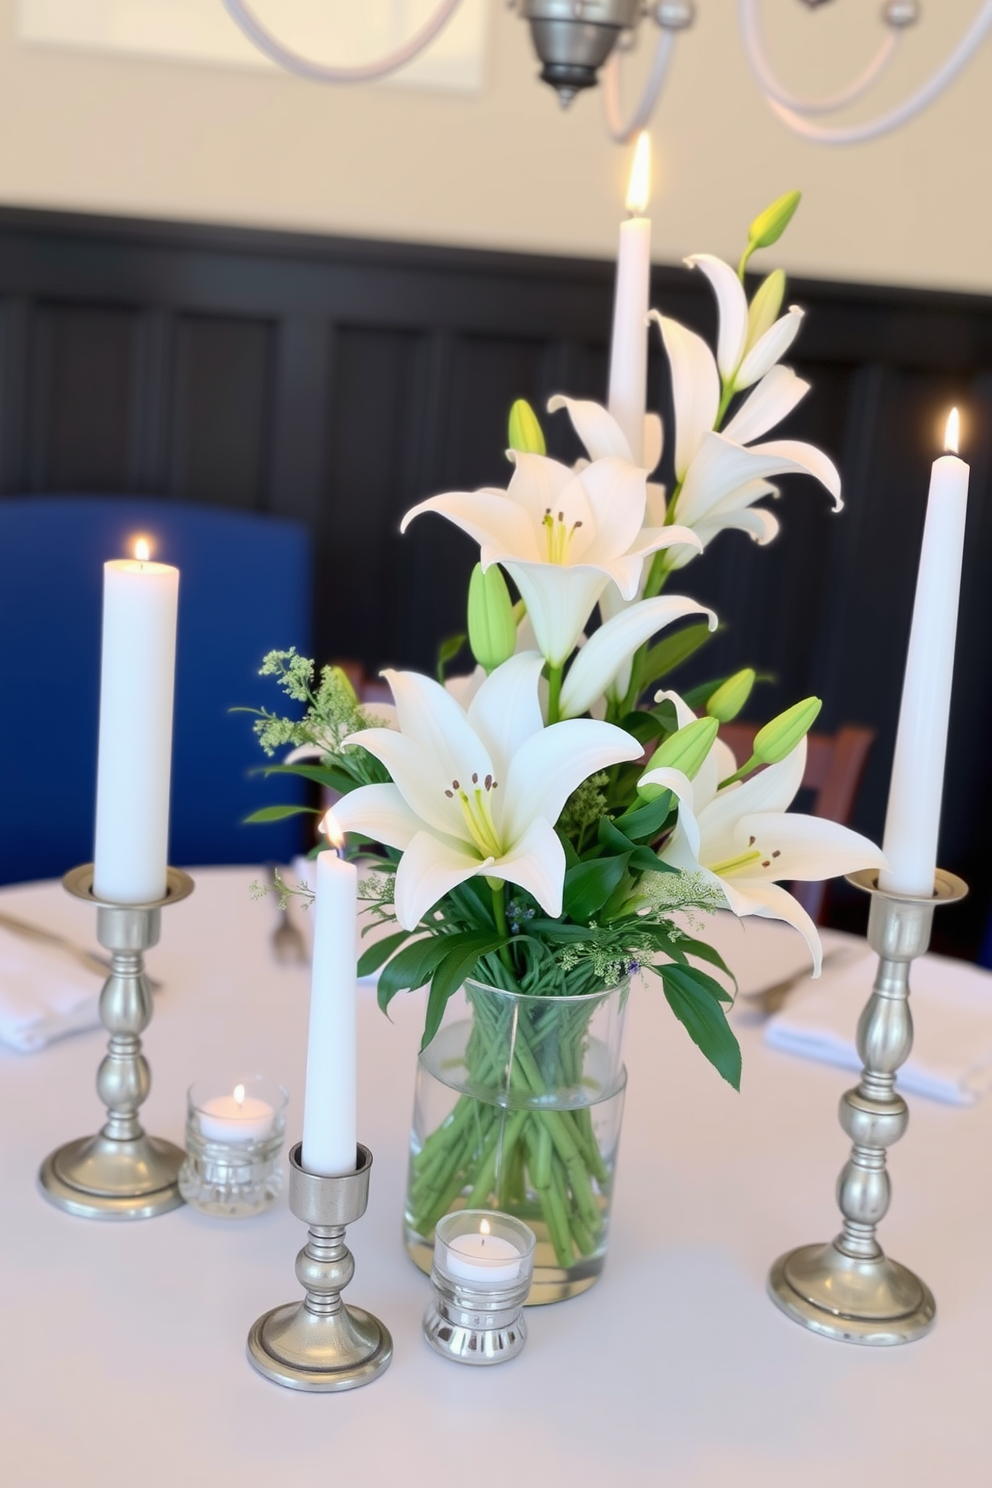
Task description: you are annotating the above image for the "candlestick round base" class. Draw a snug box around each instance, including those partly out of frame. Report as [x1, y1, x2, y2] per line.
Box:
[39, 1133, 185, 1220]
[768, 1242, 935, 1346]
[246, 1302, 392, 1391]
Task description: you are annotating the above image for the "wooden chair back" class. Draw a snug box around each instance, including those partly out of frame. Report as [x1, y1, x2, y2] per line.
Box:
[719, 722, 876, 924]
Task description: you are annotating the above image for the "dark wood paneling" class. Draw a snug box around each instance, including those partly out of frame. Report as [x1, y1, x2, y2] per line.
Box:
[30, 303, 137, 491]
[1, 205, 991, 956]
[171, 314, 273, 507]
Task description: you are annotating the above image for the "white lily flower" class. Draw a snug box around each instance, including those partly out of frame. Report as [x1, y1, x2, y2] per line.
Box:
[331, 653, 642, 930]
[558, 596, 716, 719]
[686, 254, 804, 391]
[547, 395, 663, 476]
[401, 450, 699, 667]
[649, 312, 841, 567]
[640, 719, 884, 975]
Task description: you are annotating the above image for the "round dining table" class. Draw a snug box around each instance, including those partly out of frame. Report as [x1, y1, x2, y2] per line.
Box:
[0, 866, 989, 1486]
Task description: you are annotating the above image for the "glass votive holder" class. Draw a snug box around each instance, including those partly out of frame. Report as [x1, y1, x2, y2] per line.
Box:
[179, 1074, 288, 1218]
[423, 1209, 536, 1366]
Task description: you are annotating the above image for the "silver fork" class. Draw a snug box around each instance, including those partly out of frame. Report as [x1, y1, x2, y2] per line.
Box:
[271, 904, 309, 966]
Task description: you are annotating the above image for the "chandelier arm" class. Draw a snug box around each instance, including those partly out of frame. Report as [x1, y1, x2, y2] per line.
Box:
[739, 0, 900, 116]
[761, 0, 992, 145]
[221, 0, 463, 84]
[603, 28, 677, 144]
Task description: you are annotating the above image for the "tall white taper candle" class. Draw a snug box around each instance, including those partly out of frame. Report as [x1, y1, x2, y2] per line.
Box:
[607, 131, 652, 467]
[301, 830, 358, 1177]
[93, 541, 178, 904]
[879, 409, 970, 897]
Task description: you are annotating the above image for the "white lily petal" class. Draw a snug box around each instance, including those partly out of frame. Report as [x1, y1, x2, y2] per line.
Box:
[736, 306, 804, 389]
[504, 561, 607, 666]
[547, 395, 633, 463]
[650, 312, 720, 480]
[401, 488, 539, 560]
[467, 652, 545, 780]
[444, 666, 487, 708]
[693, 503, 780, 548]
[721, 877, 823, 976]
[723, 365, 810, 446]
[678, 433, 839, 529]
[560, 597, 716, 719]
[501, 719, 642, 846]
[506, 452, 586, 533]
[330, 782, 424, 853]
[644, 769, 703, 867]
[381, 670, 495, 791]
[698, 739, 808, 861]
[749, 440, 842, 509]
[686, 254, 749, 379]
[649, 690, 728, 812]
[735, 812, 885, 882]
[393, 830, 488, 931]
[343, 728, 473, 840]
[644, 413, 663, 475]
[573, 457, 647, 564]
[487, 817, 566, 918]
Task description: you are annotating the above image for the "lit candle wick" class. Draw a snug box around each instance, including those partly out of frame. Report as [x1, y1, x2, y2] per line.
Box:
[945, 407, 960, 455]
[319, 810, 345, 857]
[234, 1083, 245, 1109]
[625, 131, 652, 218]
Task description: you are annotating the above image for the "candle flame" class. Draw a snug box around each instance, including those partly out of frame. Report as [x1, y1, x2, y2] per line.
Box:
[233, 1083, 245, 1108]
[480, 1217, 491, 1238]
[319, 810, 345, 851]
[132, 536, 152, 562]
[945, 407, 960, 455]
[625, 131, 652, 217]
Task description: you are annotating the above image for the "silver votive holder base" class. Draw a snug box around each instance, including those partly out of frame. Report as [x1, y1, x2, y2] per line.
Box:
[38, 863, 195, 1221]
[246, 1142, 392, 1392]
[768, 866, 968, 1346]
[179, 1075, 288, 1218]
[423, 1210, 537, 1366]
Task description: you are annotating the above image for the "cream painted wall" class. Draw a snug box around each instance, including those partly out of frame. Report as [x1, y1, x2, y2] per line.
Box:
[1, 0, 990, 291]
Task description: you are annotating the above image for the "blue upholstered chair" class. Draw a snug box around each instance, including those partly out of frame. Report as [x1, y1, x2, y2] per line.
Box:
[0, 497, 312, 886]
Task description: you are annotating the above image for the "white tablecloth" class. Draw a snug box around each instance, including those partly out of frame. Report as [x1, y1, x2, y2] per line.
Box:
[1, 868, 989, 1487]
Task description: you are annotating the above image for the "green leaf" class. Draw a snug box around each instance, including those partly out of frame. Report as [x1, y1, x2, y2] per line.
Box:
[564, 855, 629, 922]
[676, 936, 737, 993]
[657, 963, 742, 1089]
[357, 928, 410, 979]
[243, 804, 321, 823]
[436, 632, 468, 684]
[637, 621, 715, 692]
[613, 792, 675, 842]
[376, 936, 451, 1013]
[422, 931, 510, 1049]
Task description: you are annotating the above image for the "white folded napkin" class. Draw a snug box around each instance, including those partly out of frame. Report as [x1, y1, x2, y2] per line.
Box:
[765, 950, 992, 1106]
[0, 926, 103, 1052]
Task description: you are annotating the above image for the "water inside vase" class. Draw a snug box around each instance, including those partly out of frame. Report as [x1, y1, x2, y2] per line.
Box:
[404, 1014, 626, 1304]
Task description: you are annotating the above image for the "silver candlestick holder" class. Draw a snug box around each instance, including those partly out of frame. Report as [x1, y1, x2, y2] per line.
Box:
[38, 863, 195, 1221]
[768, 866, 967, 1345]
[247, 1142, 393, 1391]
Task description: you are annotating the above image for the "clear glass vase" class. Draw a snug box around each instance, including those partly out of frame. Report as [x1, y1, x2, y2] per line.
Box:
[404, 979, 628, 1305]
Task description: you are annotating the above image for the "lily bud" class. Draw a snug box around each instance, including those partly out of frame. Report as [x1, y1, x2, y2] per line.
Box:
[746, 271, 785, 351]
[639, 717, 719, 798]
[707, 669, 755, 723]
[747, 191, 801, 252]
[508, 399, 546, 457]
[753, 696, 821, 764]
[468, 563, 516, 673]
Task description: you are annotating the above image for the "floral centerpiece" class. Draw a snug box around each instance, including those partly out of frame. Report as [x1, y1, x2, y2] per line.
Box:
[248, 195, 883, 1298]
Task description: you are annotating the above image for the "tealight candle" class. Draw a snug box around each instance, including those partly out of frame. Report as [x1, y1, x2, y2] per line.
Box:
[424, 1209, 537, 1366]
[445, 1219, 523, 1284]
[198, 1083, 275, 1144]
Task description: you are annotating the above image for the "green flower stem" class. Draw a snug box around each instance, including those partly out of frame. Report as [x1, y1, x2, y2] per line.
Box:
[547, 664, 563, 725]
[490, 882, 514, 973]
